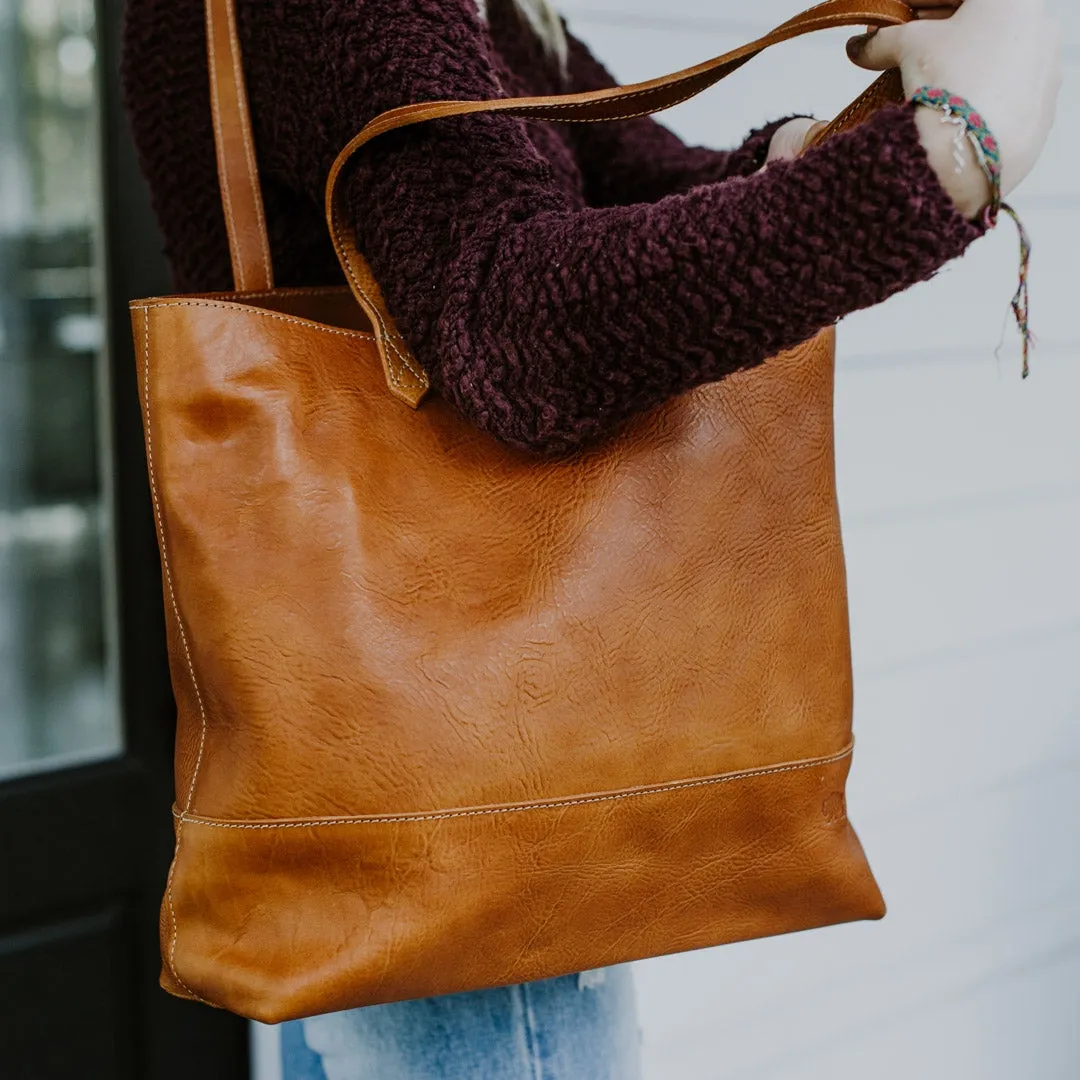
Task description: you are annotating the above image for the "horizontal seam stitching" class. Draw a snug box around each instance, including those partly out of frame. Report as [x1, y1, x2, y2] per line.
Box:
[175, 745, 853, 829]
[131, 299, 376, 341]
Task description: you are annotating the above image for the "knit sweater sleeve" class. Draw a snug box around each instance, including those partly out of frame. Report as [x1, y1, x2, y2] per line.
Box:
[431, 106, 984, 452]
[561, 28, 796, 206]
[124, 0, 985, 455]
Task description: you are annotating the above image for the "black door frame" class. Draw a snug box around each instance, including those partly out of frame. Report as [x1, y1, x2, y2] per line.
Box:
[0, 3, 249, 1076]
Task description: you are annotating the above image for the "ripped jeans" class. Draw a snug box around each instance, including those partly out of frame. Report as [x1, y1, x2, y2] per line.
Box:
[280, 965, 643, 1080]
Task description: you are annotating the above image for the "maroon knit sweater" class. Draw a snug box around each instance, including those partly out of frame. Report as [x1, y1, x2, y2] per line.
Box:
[122, 0, 983, 453]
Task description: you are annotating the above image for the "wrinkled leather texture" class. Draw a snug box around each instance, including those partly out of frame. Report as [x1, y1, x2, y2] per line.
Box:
[133, 293, 884, 1021]
[127, 0, 918, 1023]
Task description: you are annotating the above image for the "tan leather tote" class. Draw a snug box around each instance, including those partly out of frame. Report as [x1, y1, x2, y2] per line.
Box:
[131, 0, 915, 1022]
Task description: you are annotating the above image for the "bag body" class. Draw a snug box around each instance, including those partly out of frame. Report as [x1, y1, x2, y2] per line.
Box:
[133, 0, 915, 1023]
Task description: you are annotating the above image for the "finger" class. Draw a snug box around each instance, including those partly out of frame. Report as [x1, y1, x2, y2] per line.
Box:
[801, 120, 829, 151]
[763, 117, 821, 165]
[914, 6, 961, 18]
[846, 25, 908, 71]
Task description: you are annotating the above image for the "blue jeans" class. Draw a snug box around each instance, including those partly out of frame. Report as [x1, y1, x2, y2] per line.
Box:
[280, 966, 643, 1080]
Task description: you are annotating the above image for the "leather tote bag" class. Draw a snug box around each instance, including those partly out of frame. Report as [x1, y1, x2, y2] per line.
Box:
[132, 0, 915, 1022]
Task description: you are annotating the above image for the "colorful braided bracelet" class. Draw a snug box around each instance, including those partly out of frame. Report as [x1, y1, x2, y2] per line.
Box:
[910, 87, 1033, 378]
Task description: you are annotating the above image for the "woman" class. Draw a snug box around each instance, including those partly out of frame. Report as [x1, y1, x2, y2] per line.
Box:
[122, 0, 1061, 1075]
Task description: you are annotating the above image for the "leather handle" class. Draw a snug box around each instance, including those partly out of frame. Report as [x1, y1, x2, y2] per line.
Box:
[206, 0, 274, 291]
[324, 0, 915, 408]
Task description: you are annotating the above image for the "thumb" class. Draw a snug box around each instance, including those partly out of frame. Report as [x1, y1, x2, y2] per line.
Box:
[846, 25, 908, 71]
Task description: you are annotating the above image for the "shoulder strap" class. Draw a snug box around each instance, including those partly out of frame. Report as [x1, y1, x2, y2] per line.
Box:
[204, 0, 912, 398]
[205, 0, 274, 291]
[324, 0, 914, 408]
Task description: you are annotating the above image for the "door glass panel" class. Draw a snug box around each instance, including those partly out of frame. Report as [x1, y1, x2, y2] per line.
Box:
[0, 0, 119, 779]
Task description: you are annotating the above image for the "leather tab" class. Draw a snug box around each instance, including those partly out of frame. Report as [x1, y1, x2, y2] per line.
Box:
[205, 0, 274, 292]
[324, 0, 914, 406]
[339, 247, 431, 408]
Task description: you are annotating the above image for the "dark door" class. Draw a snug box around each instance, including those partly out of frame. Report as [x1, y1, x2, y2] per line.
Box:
[0, 3, 247, 1076]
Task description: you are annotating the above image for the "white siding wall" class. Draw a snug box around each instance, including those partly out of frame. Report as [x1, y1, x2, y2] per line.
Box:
[254, 5, 1080, 1077]
[556, 2, 1080, 1077]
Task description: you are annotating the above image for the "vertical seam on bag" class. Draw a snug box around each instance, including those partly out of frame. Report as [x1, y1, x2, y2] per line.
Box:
[141, 309, 210, 812]
[139, 307, 212, 1005]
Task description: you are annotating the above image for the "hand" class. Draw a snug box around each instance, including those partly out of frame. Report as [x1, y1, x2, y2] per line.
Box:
[764, 0, 968, 167]
[847, 0, 1063, 208]
[765, 117, 829, 164]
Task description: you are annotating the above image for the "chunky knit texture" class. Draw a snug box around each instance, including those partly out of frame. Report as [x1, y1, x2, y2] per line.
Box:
[122, 0, 984, 453]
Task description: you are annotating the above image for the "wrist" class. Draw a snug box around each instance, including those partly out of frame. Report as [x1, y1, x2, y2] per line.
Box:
[914, 104, 993, 221]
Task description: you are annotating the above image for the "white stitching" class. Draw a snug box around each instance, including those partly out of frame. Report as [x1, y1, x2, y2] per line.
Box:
[175, 745, 854, 829]
[131, 299, 375, 341]
[161, 822, 209, 1005]
[139, 307, 212, 1005]
[205, 5, 248, 291]
[342, 259, 427, 390]
[205, 286, 349, 301]
[514, 61, 734, 113]
[140, 309, 210, 810]
[536, 90, 707, 124]
[223, 0, 274, 287]
[333, 235, 426, 387]
[489, 70, 720, 119]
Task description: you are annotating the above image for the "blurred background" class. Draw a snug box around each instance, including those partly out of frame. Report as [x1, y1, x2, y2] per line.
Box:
[0, 0, 114, 784]
[0, 0, 1076, 1077]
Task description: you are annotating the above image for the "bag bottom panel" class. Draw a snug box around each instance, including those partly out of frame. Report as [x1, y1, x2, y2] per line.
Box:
[161, 748, 883, 1021]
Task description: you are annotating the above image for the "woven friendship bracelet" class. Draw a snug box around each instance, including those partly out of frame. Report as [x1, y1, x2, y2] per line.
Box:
[910, 87, 1003, 220]
[910, 87, 1033, 377]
